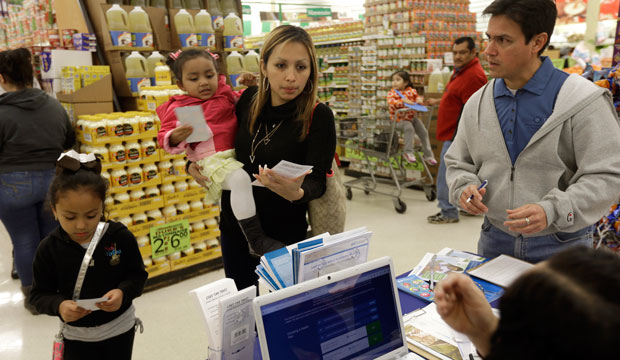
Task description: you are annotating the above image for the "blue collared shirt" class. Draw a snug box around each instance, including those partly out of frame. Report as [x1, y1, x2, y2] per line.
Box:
[493, 57, 568, 164]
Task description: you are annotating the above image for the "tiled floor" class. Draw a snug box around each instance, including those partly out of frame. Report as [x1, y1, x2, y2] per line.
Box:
[0, 179, 482, 359]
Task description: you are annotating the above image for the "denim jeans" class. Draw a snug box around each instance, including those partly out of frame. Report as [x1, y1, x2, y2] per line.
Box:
[0, 170, 58, 286]
[436, 141, 458, 219]
[478, 217, 594, 263]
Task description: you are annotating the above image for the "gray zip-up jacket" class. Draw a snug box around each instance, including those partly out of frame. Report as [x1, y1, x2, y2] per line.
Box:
[445, 74, 620, 237]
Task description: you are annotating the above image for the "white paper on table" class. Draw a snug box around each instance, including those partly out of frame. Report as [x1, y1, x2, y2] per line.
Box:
[75, 297, 108, 311]
[437, 248, 485, 262]
[188, 278, 237, 351]
[252, 160, 313, 187]
[219, 286, 256, 359]
[403, 303, 462, 360]
[297, 230, 371, 283]
[467, 254, 534, 288]
[174, 105, 213, 143]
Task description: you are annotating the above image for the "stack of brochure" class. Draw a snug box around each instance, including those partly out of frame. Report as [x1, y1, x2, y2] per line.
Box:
[404, 248, 503, 304]
[255, 227, 372, 291]
[189, 279, 257, 360]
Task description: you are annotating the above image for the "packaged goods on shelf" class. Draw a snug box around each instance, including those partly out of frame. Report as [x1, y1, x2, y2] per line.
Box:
[137, 85, 184, 112]
[223, 12, 243, 51]
[106, 4, 133, 47]
[128, 5, 153, 49]
[72, 33, 97, 52]
[195, 9, 216, 49]
[61, 66, 111, 94]
[0, 0, 57, 51]
[363, 0, 480, 59]
[306, 21, 363, 43]
[174, 9, 198, 48]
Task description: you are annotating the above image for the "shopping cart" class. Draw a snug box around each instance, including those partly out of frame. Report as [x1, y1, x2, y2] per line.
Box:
[341, 107, 436, 213]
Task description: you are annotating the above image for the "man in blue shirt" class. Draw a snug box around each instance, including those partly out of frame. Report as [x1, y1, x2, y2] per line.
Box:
[444, 0, 620, 262]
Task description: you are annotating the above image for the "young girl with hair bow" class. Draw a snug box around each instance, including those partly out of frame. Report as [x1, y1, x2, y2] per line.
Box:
[30, 150, 147, 360]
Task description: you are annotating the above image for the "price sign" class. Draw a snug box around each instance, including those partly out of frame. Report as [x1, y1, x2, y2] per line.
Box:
[150, 220, 191, 259]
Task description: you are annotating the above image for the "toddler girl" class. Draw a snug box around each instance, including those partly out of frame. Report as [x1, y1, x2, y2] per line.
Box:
[157, 49, 284, 256]
[30, 150, 147, 360]
[387, 70, 437, 165]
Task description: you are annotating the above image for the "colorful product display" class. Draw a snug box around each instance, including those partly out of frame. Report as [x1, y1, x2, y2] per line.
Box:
[75, 110, 222, 277]
[364, 0, 479, 59]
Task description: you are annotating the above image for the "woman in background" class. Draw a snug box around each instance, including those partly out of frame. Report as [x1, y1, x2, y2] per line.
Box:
[0, 48, 75, 314]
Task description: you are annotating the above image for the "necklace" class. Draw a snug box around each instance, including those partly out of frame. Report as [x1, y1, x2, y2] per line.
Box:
[249, 121, 284, 163]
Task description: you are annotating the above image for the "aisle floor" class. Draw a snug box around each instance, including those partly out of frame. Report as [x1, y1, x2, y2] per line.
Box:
[0, 180, 482, 359]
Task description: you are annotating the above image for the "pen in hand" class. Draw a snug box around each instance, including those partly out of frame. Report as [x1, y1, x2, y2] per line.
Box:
[466, 180, 488, 203]
[429, 255, 436, 291]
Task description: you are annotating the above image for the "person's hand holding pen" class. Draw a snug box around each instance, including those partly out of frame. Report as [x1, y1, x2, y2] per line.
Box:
[459, 180, 488, 215]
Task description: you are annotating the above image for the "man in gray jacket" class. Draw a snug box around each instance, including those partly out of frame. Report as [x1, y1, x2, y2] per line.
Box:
[445, 0, 620, 263]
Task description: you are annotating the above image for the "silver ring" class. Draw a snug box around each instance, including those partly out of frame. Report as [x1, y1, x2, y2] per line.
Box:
[525, 217, 530, 226]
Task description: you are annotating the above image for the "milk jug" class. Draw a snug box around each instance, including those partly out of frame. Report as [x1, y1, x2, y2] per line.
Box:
[223, 12, 243, 51]
[207, 0, 223, 30]
[195, 9, 215, 48]
[106, 4, 132, 47]
[125, 51, 150, 95]
[243, 50, 260, 73]
[155, 62, 172, 86]
[226, 51, 244, 89]
[441, 66, 451, 87]
[174, 9, 197, 47]
[129, 6, 153, 48]
[427, 68, 443, 93]
[147, 51, 165, 85]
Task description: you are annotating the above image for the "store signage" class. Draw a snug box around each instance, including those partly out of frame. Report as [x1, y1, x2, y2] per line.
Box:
[307, 8, 332, 18]
[242, 5, 251, 15]
[150, 219, 191, 258]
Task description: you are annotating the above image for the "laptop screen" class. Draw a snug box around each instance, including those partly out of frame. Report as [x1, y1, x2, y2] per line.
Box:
[259, 264, 403, 360]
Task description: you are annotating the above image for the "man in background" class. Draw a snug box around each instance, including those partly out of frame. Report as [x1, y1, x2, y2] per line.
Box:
[426, 37, 487, 224]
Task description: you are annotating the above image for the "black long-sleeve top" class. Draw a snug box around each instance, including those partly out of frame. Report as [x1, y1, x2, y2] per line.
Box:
[221, 86, 337, 243]
[0, 88, 75, 173]
[30, 221, 148, 327]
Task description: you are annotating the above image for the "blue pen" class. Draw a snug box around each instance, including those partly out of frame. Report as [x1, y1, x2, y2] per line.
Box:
[466, 180, 488, 203]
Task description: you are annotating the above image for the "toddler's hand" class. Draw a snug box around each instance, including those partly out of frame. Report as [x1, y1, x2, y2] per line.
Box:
[59, 300, 91, 322]
[188, 162, 211, 188]
[238, 72, 258, 87]
[96, 289, 123, 312]
[170, 125, 193, 146]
